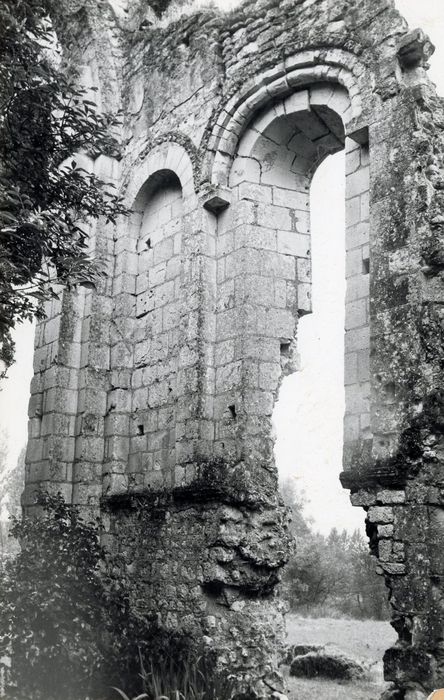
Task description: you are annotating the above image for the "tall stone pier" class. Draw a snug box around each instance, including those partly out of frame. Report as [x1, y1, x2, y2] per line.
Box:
[24, 0, 444, 696]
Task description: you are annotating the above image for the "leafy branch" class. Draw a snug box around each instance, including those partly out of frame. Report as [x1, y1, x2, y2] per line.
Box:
[0, 0, 128, 370]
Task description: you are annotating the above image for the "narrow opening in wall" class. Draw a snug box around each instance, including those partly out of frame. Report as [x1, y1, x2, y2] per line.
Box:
[228, 404, 237, 420]
[273, 149, 391, 647]
[275, 151, 354, 532]
[280, 340, 291, 358]
[362, 257, 370, 275]
[137, 424, 144, 436]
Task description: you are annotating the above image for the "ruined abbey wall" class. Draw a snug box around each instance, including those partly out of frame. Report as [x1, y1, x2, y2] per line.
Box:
[24, 0, 444, 697]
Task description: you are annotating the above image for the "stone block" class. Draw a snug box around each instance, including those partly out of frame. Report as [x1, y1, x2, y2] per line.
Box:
[379, 562, 405, 575]
[377, 490, 406, 505]
[273, 279, 287, 308]
[237, 181, 272, 204]
[378, 524, 394, 538]
[256, 203, 292, 231]
[105, 436, 130, 462]
[346, 166, 369, 198]
[345, 383, 370, 414]
[344, 352, 358, 385]
[104, 413, 130, 436]
[368, 506, 394, 524]
[357, 350, 370, 382]
[244, 337, 279, 362]
[260, 308, 295, 339]
[237, 126, 261, 157]
[346, 147, 361, 175]
[344, 414, 360, 442]
[350, 489, 377, 507]
[345, 326, 370, 352]
[153, 237, 174, 266]
[345, 299, 367, 330]
[346, 221, 370, 251]
[230, 156, 261, 186]
[242, 389, 274, 416]
[273, 186, 308, 210]
[277, 231, 310, 257]
[221, 199, 256, 232]
[237, 274, 274, 307]
[259, 362, 281, 391]
[360, 191, 369, 221]
[346, 247, 365, 278]
[378, 539, 393, 561]
[345, 274, 370, 302]
[297, 282, 312, 314]
[234, 225, 277, 252]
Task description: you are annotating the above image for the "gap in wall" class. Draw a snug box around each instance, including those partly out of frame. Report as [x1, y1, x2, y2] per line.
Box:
[273, 150, 364, 536]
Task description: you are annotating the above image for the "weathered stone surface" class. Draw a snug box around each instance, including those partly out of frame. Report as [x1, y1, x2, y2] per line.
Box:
[24, 0, 444, 696]
[289, 649, 367, 681]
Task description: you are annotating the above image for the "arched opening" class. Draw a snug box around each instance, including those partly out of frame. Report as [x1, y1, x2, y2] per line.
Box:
[107, 169, 184, 493]
[132, 170, 183, 488]
[214, 82, 394, 696]
[274, 149, 355, 532]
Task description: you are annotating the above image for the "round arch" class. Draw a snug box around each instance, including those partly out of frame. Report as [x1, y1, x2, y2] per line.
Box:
[124, 141, 196, 208]
[202, 48, 366, 187]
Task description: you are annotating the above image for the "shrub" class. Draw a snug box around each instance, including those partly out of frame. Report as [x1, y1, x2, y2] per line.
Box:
[0, 492, 239, 700]
[140, 650, 235, 700]
[0, 492, 148, 700]
[113, 647, 236, 700]
[0, 492, 236, 700]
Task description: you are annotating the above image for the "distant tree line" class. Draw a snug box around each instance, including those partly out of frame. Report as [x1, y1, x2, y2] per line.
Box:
[0, 436, 24, 566]
[280, 479, 389, 620]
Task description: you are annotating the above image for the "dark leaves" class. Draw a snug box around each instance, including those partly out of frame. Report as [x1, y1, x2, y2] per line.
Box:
[0, 491, 153, 700]
[0, 0, 128, 365]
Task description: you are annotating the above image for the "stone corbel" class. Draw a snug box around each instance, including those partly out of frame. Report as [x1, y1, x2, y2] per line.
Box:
[347, 125, 369, 146]
[397, 29, 435, 70]
[200, 185, 232, 214]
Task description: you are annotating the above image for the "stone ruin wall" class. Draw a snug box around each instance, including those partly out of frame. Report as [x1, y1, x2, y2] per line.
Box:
[23, 0, 444, 696]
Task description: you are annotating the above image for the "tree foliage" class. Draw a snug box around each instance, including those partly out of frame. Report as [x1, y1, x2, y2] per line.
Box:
[0, 443, 24, 566]
[0, 492, 226, 700]
[0, 0, 127, 369]
[281, 479, 389, 620]
[0, 492, 150, 700]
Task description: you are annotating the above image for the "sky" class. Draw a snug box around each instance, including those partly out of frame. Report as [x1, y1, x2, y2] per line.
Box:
[0, 0, 443, 534]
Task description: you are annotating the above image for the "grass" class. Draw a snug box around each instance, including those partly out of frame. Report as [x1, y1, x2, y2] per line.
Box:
[285, 615, 397, 700]
[285, 676, 388, 700]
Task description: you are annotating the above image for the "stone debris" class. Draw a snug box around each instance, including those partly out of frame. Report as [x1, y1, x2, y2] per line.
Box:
[289, 648, 367, 681]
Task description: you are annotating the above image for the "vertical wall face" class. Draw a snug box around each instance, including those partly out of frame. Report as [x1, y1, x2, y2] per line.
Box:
[25, 0, 444, 696]
[25, 292, 82, 505]
[343, 137, 371, 465]
[129, 175, 183, 490]
[213, 86, 347, 491]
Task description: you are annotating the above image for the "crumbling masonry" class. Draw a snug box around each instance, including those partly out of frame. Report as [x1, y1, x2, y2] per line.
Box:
[24, 0, 444, 696]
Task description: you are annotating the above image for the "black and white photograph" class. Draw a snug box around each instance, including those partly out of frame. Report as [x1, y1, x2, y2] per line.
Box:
[0, 1, 443, 698]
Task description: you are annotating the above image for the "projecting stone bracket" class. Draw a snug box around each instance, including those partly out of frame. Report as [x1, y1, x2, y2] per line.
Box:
[340, 462, 408, 491]
[347, 124, 369, 146]
[200, 185, 232, 214]
[397, 29, 435, 70]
